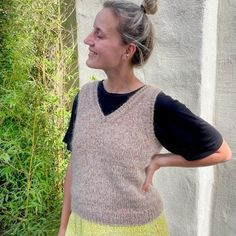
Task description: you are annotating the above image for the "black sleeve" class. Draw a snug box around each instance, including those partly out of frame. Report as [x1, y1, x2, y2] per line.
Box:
[63, 93, 79, 151]
[154, 92, 223, 161]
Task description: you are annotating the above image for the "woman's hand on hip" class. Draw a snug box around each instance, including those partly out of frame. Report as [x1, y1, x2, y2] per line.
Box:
[141, 154, 161, 193]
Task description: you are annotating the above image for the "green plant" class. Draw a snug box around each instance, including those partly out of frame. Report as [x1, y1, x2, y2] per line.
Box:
[0, 0, 78, 235]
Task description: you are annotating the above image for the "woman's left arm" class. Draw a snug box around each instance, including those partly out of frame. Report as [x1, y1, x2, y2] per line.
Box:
[141, 139, 232, 192]
[155, 139, 231, 168]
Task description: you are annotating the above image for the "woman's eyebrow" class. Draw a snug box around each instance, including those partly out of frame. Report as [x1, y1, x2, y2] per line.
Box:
[93, 25, 106, 34]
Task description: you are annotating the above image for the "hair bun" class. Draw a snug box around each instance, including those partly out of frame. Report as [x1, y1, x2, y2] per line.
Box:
[141, 0, 158, 15]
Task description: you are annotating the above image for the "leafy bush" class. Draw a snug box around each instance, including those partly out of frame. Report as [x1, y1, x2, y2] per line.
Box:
[0, 0, 78, 235]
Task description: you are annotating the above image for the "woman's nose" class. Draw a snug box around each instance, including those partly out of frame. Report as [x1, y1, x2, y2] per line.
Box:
[84, 32, 94, 46]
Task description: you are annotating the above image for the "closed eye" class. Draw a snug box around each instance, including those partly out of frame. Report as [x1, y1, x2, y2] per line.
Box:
[93, 27, 105, 39]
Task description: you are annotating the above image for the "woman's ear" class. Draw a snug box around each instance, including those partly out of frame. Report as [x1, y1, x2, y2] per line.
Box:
[123, 43, 136, 60]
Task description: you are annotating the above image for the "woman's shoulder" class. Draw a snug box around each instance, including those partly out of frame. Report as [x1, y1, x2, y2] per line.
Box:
[154, 91, 188, 112]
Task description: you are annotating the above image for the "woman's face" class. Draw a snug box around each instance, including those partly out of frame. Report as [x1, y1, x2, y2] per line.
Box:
[84, 8, 128, 70]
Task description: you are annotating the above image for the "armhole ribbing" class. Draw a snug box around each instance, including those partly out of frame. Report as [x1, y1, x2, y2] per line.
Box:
[71, 81, 97, 150]
[148, 87, 162, 147]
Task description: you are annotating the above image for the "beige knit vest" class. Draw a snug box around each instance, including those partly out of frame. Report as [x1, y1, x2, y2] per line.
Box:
[71, 80, 163, 226]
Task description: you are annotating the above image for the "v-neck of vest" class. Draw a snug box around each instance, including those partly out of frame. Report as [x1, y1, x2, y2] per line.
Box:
[93, 80, 148, 121]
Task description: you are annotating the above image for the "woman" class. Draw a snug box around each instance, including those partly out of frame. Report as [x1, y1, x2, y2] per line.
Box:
[58, 0, 232, 235]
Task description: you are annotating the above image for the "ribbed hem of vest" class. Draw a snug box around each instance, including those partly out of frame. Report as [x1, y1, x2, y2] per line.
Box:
[71, 203, 164, 226]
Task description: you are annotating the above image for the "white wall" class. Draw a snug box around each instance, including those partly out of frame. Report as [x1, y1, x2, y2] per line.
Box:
[211, 0, 236, 235]
[76, 1, 236, 235]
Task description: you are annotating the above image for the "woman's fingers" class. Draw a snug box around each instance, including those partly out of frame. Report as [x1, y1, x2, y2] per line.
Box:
[141, 155, 161, 193]
[141, 165, 156, 192]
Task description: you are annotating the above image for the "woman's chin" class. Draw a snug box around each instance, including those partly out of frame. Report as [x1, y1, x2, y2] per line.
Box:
[86, 60, 94, 68]
[86, 60, 101, 69]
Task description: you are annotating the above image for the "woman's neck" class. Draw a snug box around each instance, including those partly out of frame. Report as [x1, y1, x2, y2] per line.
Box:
[103, 68, 144, 94]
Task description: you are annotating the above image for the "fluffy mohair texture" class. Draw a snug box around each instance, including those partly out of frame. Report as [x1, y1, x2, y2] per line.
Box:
[70, 81, 164, 226]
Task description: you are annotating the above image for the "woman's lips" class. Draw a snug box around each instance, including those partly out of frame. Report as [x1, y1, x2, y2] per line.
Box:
[88, 48, 97, 56]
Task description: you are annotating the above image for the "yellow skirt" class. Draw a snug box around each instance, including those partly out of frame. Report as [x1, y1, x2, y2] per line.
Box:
[65, 212, 169, 236]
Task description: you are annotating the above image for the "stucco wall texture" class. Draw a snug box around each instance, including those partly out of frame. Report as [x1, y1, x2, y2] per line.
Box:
[75, 0, 236, 235]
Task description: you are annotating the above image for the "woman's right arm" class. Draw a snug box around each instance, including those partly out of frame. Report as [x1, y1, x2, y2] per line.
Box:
[58, 93, 78, 235]
[58, 159, 72, 236]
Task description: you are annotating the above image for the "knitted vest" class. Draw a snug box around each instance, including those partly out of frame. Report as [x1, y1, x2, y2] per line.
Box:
[71, 81, 163, 226]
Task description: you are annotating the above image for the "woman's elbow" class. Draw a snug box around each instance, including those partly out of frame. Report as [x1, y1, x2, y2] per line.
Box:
[224, 148, 232, 162]
[218, 139, 232, 162]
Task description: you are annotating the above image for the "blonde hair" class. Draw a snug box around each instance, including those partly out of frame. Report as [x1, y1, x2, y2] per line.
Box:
[103, 0, 158, 67]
